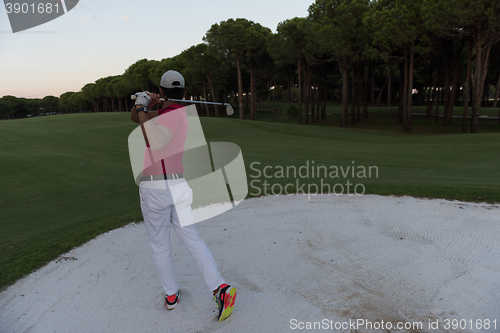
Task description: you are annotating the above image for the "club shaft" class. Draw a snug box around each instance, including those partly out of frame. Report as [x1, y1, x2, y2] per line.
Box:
[167, 99, 230, 106]
[131, 95, 229, 106]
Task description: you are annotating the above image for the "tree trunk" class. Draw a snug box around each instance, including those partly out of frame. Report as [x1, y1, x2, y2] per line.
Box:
[307, 68, 310, 124]
[250, 65, 256, 120]
[462, 40, 473, 133]
[203, 81, 209, 117]
[316, 71, 321, 122]
[250, 64, 258, 120]
[426, 67, 434, 117]
[444, 40, 466, 125]
[428, 76, 438, 118]
[312, 68, 317, 123]
[298, 52, 303, 125]
[442, 46, 452, 125]
[436, 87, 442, 122]
[207, 74, 219, 117]
[350, 64, 357, 126]
[322, 81, 327, 121]
[255, 88, 259, 119]
[433, 64, 442, 123]
[398, 62, 404, 124]
[356, 63, 364, 123]
[357, 78, 362, 124]
[425, 85, 432, 117]
[309, 67, 315, 123]
[371, 74, 375, 106]
[387, 71, 392, 108]
[310, 80, 315, 123]
[245, 91, 249, 115]
[236, 56, 244, 119]
[417, 85, 424, 106]
[407, 41, 415, 133]
[322, 92, 327, 120]
[304, 66, 309, 125]
[471, 31, 492, 133]
[362, 64, 369, 119]
[492, 73, 500, 109]
[340, 59, 349, 128]
[483, 83, 490, 107]
[402, 52, 409, 130]
[375, 76, 388, 107]
[447, 68, 462, 124]
[314, 69, 319, 123]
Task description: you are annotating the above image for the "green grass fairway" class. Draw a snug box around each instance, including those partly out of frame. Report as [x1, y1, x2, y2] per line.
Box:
[1, 112, 499, 290]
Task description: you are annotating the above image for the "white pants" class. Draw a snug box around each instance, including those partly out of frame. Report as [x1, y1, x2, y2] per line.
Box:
[139, 179, 225, 295]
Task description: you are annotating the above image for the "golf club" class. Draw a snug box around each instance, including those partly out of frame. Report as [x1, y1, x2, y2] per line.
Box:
[131, 94, 234, 116]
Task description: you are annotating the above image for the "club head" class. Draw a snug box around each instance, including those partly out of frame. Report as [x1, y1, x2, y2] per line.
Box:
[226, 105, 234, 116]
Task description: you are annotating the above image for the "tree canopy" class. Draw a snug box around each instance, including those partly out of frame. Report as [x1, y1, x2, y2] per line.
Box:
[2, 0, 500, 133]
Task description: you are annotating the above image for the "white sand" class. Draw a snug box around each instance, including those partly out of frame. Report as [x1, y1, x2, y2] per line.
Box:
[1, 195, 499, 333]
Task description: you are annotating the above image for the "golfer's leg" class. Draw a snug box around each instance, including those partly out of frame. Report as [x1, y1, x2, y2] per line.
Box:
[140, 187, 178, 295]
[171, 209, 225, 292]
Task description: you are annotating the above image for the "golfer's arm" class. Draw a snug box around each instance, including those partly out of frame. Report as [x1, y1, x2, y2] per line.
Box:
[131, 106, 159, 123]
[131, 105, 139, 123]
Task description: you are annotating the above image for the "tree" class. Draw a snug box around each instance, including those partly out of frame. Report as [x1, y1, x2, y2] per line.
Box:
[26, 98, 41, 116]
[204, 18, 256, 119]
[460, 0, 500, 132]
[181, 44, 227, 116]
[367, 0, 431, 133]
[2, 95, 31, 118]
[42, 96, 59, 114]
[111, 76, 129, 112]
[270, 17, 310, 124]
[123, 59, 158, 93]
[59, 92, 75, 113]
[310, 0, 370, 128]
[81, 83, 99, 112]
[425, 0, 500, 132]
[94, 78, 108, 111]
[69, 92, 91, 112]
[103, 76, 119, 112]
[244, 23, 273, 120]
[0, 99, 13, 120]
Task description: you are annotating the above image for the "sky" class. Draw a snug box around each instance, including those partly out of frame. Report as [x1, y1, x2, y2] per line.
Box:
[0, 0, 314, 98]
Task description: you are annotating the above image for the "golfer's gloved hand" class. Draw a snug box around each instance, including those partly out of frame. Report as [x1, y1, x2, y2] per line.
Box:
[134, 91, 151, 107]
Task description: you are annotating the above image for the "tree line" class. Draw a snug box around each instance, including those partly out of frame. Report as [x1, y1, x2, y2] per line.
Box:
[1, 0, 500, 133]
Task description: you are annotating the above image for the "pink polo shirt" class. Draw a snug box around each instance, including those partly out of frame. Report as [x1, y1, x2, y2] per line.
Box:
[142, 104, 187, 176]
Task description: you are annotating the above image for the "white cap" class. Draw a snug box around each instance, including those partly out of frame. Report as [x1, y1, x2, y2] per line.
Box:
[160, 70, 185, 89]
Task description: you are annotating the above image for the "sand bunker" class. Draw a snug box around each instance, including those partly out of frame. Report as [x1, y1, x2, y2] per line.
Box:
[1, 195, 499, 332]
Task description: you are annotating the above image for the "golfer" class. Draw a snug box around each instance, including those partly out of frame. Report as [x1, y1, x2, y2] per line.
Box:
[131, 70, 236, 321]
